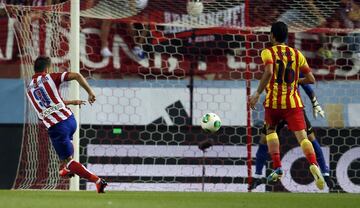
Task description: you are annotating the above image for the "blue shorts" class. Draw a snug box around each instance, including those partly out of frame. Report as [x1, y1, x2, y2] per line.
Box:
[48, 115, 76, 160]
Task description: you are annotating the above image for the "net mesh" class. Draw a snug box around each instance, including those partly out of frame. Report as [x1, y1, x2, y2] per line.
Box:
[4, 2, 71, 189]
[5, 0, 360, 192]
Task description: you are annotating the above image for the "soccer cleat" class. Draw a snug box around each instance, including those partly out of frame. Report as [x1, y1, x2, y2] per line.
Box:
[59, 168, 74, 178]
[324, 175, 335, 190]
[248, 177, 266, 191]
[310, 164, 325, 190]
[267, 168, 283, 183]
[96, 178, 108, 194]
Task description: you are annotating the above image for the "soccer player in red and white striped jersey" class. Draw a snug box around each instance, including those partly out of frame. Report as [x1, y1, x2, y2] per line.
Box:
[249, 22, 325, 190]
[26, 56, 107, 193]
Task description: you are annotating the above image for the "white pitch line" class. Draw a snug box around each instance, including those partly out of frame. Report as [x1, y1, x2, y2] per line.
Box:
[87, 164, 255, 177]
[86, 182, 265, 192]
[87, 144, 259, 158]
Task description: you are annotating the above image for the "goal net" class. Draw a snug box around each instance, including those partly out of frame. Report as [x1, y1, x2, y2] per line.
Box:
[5, 0, 360, 192]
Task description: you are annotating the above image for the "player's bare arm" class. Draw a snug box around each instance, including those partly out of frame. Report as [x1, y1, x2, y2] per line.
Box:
[250, 64, 273, 110]
[63, 100, 86, 107]
[66, 72, 96, 104]
[298, 71, 315, 85]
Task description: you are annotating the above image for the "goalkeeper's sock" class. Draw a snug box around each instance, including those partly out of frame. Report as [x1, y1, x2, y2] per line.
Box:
[311, 139, 330, 174]
[255, 144, 268, 175]
[67, 160, 99, 183]
[300, 139, 317, 165]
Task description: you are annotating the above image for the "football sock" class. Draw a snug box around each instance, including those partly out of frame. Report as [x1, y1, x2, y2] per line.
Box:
[67, 160, 100, 183]
[266, 132, 281, 169]
[311, 139, 330, 174]
[270, 153, 281, 169]
[255, 144, 268, 175]
[300, 139, 317, 165]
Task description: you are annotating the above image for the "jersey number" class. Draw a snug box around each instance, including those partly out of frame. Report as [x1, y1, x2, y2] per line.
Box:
[276, 60, 295, 84]
[33, 87, 51, 108]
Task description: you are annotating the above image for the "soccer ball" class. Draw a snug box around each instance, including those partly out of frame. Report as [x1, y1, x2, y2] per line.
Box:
[187, 0, 204, 17]
[201, 113, 221, 133]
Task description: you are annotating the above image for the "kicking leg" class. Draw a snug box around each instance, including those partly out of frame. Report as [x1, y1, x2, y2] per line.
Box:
[308, 133, 329, 175]
[304, 111, 330, 176]
[294, 130, 325, 190]
[64, 157, 107, 193]
[50, 129, 107, 193]
[308, 133, 334, 189]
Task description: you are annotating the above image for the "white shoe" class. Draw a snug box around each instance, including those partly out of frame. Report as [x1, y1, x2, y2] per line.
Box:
[101, 47, 113, 57]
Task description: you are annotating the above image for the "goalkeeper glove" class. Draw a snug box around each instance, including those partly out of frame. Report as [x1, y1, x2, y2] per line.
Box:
[311, 96, 325, 119]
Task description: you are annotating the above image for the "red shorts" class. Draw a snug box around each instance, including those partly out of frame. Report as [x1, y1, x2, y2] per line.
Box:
[264, 108, 306, 131]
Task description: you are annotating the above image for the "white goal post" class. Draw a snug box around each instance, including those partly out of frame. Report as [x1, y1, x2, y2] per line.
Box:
[69, 0, 80, 191]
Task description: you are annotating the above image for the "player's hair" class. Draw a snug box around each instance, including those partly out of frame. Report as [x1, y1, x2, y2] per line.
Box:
[271, 21, 288, 43]
[34, 56, 51, 73]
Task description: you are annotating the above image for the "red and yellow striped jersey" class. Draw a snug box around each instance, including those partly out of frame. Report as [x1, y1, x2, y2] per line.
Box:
[261, 44, 311, 109]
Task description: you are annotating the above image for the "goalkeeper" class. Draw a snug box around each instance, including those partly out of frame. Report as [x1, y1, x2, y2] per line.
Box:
[249, 74, 334, 190]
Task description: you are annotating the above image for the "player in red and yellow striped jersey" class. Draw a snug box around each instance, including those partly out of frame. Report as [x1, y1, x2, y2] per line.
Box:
[261, 44, 309, 110]
[249, 22, 325, 190]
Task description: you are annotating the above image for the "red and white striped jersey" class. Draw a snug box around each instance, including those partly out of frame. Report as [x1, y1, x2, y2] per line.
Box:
[26, 72, 72, 128]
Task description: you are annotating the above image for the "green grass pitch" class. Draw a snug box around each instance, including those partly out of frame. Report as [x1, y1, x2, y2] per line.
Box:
[0, 190, 359, 208]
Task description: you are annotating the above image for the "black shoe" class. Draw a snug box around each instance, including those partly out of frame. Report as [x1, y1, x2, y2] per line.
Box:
[96, 178, 108, 193]
[248, 177, 266, 191]
[324, 175, 335, 190]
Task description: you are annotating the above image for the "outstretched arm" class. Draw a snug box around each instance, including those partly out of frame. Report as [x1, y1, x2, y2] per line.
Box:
[64, 100, 86, 107]
[300, 83, 315, 100]
[297, 51, 324, 118]
[66, 72, 96, 104]
[298, 72, 315, 85]
[300, 83, 325, 118]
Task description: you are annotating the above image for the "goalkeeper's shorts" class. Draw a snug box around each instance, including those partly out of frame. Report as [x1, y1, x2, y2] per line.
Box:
[48, 115, 76, 160]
